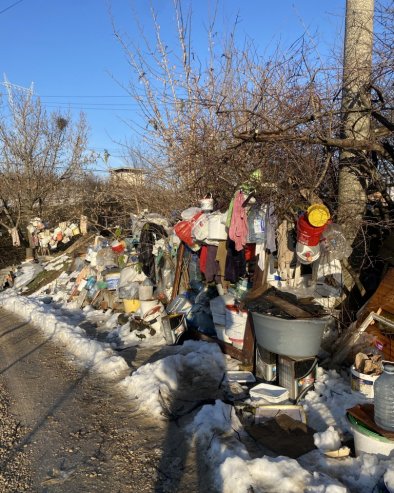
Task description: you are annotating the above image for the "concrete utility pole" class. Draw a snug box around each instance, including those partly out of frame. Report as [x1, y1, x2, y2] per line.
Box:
[337, 0, 375, 244]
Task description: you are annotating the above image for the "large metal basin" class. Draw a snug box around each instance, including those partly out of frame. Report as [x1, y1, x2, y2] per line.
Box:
[251, 312, 330, 357]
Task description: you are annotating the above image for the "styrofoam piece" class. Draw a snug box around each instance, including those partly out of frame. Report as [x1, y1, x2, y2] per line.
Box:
[254, 405, 306, 424]
[249, 383, 289, 403]
[226, 371, 256, 384]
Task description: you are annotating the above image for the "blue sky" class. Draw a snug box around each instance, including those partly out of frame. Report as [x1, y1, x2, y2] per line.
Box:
[0, 0, 345, 173]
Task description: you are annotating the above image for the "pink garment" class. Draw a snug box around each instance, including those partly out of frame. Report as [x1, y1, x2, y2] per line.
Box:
[229, 191, 249, 251]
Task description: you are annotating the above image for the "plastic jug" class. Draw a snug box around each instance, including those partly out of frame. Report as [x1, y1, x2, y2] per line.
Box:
[374, 361, 394, 431]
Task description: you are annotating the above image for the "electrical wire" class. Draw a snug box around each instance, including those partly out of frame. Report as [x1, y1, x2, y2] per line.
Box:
[0, 0, 25, 15]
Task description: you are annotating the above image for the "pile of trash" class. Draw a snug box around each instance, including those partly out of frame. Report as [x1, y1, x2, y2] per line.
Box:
[26, 216, 87, 253]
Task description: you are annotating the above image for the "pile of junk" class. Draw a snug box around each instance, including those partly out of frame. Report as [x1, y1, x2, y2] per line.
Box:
[25, 216, 86, 255]
[20, 191, 394, 460]
[66, 195, 349, 391]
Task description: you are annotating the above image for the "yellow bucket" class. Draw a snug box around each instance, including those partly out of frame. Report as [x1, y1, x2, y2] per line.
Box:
[123, 299, 141, 313]
[307, 204, 330, 227]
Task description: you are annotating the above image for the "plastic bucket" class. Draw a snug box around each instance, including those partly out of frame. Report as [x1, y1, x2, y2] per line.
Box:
[296, 242, 320, 264]
[251, 311, 330, 357]
[297, 214, 326, 246]
[124, 299, 141, 313]
[104, 272, 121, 290]
[350, 366, 379, 399]
[139, 284, 153, 301]
[307, 204, 330, 227]
[347, 414, 394, 457]
[140, 299, 160, 314]
[200, 194, 214, 212]
[111, 241, 125, 254]
[208, 213, 227, 240]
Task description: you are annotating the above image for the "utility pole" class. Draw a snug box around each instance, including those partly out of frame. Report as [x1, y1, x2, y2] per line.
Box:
[337, 0, 375, 245]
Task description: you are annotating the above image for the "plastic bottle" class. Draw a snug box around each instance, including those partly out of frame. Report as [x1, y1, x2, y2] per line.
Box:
[320, 223, 352, 260]
[374, 361, 394, 431]
[247, 205, 266, 243]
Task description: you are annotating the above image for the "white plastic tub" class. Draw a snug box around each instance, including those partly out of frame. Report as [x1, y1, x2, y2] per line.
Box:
[347, 414, 394, 457]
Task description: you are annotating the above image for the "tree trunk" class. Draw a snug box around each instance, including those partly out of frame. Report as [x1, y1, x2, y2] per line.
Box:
[338, 0, 375, 245]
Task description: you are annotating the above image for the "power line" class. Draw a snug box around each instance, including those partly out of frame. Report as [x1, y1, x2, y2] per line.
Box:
[0, 0, 25, 15]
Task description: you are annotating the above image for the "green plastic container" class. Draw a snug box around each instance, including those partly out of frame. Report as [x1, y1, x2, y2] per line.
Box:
[347, 413, 394, 456]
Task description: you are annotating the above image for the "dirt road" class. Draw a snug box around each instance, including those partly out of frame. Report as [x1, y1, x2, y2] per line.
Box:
[0, 308, 217, 493]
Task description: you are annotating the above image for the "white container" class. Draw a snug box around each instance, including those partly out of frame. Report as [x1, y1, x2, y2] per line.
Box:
[214, 324, 232, 343]
[250, 383, 289, 403]
[347, 414, 394, 457]
[350, 366, 379, 399]
[212, 313, 226, 326]
[200, 194, 214, 212]
[140, 299, 161, 315]
[225, 305, 247, 346]
[208, 213, 228, 241]
[296, 242, 320, 264]
[143, 305, 163, 331]
[139, 284, 153, 301]
[104, 272, 121, 290]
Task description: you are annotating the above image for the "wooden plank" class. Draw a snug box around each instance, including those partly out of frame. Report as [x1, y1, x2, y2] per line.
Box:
[264, 294, 314, 319]
[170, 242, 185, 301]
[241, 312, 256, 370]
[188, 330, 245, 362]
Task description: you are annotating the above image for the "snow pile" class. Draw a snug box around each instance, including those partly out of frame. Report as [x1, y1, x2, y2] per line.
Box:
[188, 400, 347, 493]
[300, 449, 394, 493]
[43, 254, 69, 271]
[314, 426, 342, 452]
[106, 319, 165, 348]
[385, 466, 394, 493]
[302, 367, 368, 432]
[2, 276, 394, 491]
[0, 291, 128, 378]
[13, 262, 43, 289]
[119, 340, 226, 417]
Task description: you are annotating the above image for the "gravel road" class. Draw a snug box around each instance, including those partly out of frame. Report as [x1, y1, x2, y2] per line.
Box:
[0, 308, 218, 493]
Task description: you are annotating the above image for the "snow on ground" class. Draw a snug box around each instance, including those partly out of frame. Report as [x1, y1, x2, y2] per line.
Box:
[1, 281, 394, 492]
[314, 427, 342, 452]
[13, 262, 43, 289]
[0, 291, 128, 378]
[119, 340, 226, 417]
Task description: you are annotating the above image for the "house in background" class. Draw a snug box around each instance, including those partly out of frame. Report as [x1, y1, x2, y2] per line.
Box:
[109, 167, 146, 187]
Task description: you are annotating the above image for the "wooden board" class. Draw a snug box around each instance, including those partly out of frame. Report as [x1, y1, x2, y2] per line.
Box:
[264, 294, 313, 319]
[347, 403, 394, 440]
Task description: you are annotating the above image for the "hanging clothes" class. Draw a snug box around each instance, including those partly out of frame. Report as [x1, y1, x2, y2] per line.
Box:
[277, 220, 295, 282]
[225, 239, 246, 283]
[265, 203, 277, 253]
[138, 222, 168, 284]
[199, 245, 208, 274]
[229, 191, 249, 252]
[204, 245, 220, 283]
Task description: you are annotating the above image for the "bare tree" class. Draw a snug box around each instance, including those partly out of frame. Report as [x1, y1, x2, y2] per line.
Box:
[113, 0, 393, 257]
[0, 86, 95, 244]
